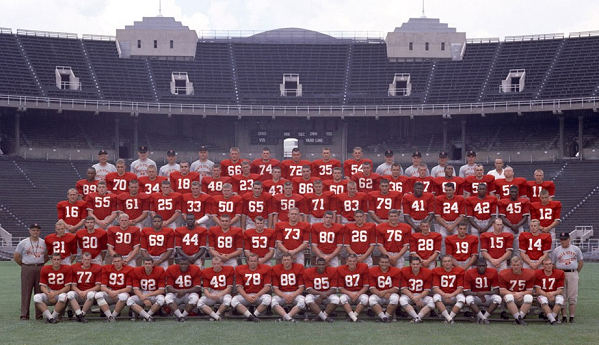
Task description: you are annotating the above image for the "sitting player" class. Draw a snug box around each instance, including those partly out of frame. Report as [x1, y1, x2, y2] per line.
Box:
[304, 257, 338, 322]
[464, 258, 501, 325]
[432, 255, 465, 324]
[34, 252, 72, 324]
[126, 258, 166, 322]
[197, 256, 235, 321]
[165, 258, 201, 322]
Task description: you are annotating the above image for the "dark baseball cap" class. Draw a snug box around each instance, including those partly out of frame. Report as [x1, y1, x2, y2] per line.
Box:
[384, 150, 394, 157]
[98, 149, 108, 155]
[559, 232, 570, 239]
[412, 151, 422, 158]
[199, 146, 207, 152]
[439, 151, 448, 158]
[29, 223, 41, 230]
[167, 150, 176, 156]
[467, 150, 477, 157]
[138, 145, 148, 153]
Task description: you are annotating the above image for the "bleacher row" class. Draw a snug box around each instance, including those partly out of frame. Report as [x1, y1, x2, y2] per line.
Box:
[1, 33, 599, 105]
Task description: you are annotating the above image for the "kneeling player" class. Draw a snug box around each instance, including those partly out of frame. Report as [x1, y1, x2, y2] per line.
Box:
[198, 256, 235, 321]
[337, 254, 369, 322]
[126, 258, 166, 322]
[464, 258, 501, 324]
[304, 258, 339, 322]
[231, 253, 272, 322]
[399, 257, 434, 323]
[165, 258, 201, 322]
[432, 255, 466, 324]
[95, 254, 133, 322]
[271, 253, 306, 322]
[369, 255, 401, 322]
[499, 256, 535, 325]
[534, 258, 565, 325]
[35, 253, 72, 324]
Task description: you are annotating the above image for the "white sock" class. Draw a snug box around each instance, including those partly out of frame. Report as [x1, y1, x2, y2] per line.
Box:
[441, 310, 452, 321]
[408, 310, 418, 318]
[483, 311, 490, 318]
[254, 310, 261, 317]
[51, 311, 59, 319]
[378, 312, 386, 320]
[318, 311, 327, 321]
[243, 310, 251, 317]
[139, 310, 150, 319]
[449, 311, 456, 319]
[385, 312, 393, 318]
[43, 310, 53, 320]
[174, 309, 183, 317]
[210, 312, 220, 320]
[104, 310, 112, 318]
[547, 313, 556, 322]
[283, 314, 292, 321]
[477, 312, 485, 320]
[75, 309, 82, 316]
[349, 312, 357, 322]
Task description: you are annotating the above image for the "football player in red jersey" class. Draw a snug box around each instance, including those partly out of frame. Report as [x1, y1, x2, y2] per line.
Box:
[281, 147, 312, 179]
[95, 254, 133, 322]
[117, 179, 150, 228]
[519, 219, 552, 269]
[140, 215, 175, 269]
[323, 166, 349, 195]
[86, 180, 118, 229]
[169, 161, 200, 195]
[466, 183, 497, 237]
[304, 258, 338, 322]
[275, 207, 311, 265]
[231, 253, 272, 322]
[180, 181, 211, 227]
[208, 214, 244, 267]
[526, 169, 555, 203]
[344, 210, 376, 267]
[464, 164, 495, 197]
[165, 258, 201, 322]
[499, 256, 536, 325]
[399, 256, 434, 323]
[271, 181, 306, 224]
[68, 252, 102, 322]
[174, 214, 208, 267]
[432, 255, 465, 324]
[432, 165, 465, 196]
[499, 185, 530, 253]
[376, 209, 411, 268]
[220, 147, 249, 177]
[76, 167, 98, 198]
[534, 257, 565, 325]
[337, 254, 370, 322]
[368, 179, 402, 224]
[244, 216, 276, 265]
[107, 213, 141, 267]
[251, 147, 280, 181]
[311, 211, 344, 267]
[445, 222, 479, 269]
[402, 182, 435, 232]
[263, 166, 288, 196]
[201, 165, 232, 196]
[232, 161, 260, 196]
[45, 220, 78, 265]
[198, 256, 235, 321]
[409, 221, 441, 269]
[480, 218, 514, 271]
[369, 255, 401, 323]
[334, 181, 369, 224]
[384, 163, 410, 195]
[494, 166, 527, 199]
[312, 147, 341, 181]
[408, 163, 435, 194]
[57, 188, 87, 232]
[344, 146, 373, 179]
[34, 252, 72, 324]
[435, 182, 466, 251]
[463, 258, 501, 325]
[105, 159, 137, 195]
[76, 217, 108, 264]
[138, 165, 167, 195]
[209, 183, 243, 226]
[530, 189, 562, 242]
[292, 165, 320, 195]
[126, 258, 166, 322]
[241, 181, 273, 229]
[351, 161, 381, 193]
[271, 253, 305, 322]
[304, 179, 335, 224]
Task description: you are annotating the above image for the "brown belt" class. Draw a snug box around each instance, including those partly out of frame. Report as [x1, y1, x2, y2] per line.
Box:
[562, 269, 577, 273]
[22, 263, 44, 267]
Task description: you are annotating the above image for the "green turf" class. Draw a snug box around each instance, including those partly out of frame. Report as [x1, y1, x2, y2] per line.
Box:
[0, 261, 597, 345]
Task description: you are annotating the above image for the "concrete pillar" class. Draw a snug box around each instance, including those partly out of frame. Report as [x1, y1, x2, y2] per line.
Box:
[341, 121, 348, 162]
[558, 116, 564, 158]
[461, 119, 467, 162]
[578, 115, 584, 161]
[15, 112, 20, 156]
[115, 116, 120, 159]
[442, 119, 448, 151]
[133, 117, 139, 155]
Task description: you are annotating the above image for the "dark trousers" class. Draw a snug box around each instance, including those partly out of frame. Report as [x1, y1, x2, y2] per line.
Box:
[20, 264, 42, 320]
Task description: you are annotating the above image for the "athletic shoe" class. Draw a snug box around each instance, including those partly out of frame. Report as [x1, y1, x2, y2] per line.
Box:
[517, 315, 527, 326]
[47, 317, 58, 324]
[76, 314, 88, 323]
[569, 317, 574, 323]
[561, 316, 568, 324]
[324, 317, 334, 323]
[247, 314, 261, 323]
[145, 316, 155, 322]
[105, 316, 115, 323]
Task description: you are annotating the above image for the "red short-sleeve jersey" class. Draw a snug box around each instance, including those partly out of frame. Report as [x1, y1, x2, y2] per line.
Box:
[208, 226, 244, 255]
[40, 265, 72, 291]
[180, 193, 211, 219]
[86, 192, 118, 221]
[281, 159, 312, 179]
[464, 175, 496, 195]
[384, 175, 410, 196]
[435, 195, 466, 222]
[292, 176, 320, 195]
[498, 197, 530, 225]
[344, 222, 377, 255]
[106, 225, 141, 255]
[71, 263, 102, 291]
[400, 267, 433, 294]
[368, 191, 402, 220]
[140, 227, 175, 256]
[526, 181, 555, 203]
[201, 265, 235, 291]
[323, 179, 349, 195]
[45, 233, 78, 260]
[311, 159, 341, 181]
[76, 179, 98, 197]
[304, 191, 335, 218]
[498, 268, 535, 292]
[220, 159, 250, 177]
[174, 225, 208, 256]
[231, 173, 261, 196]
[101, 264, 133, 290]
[519, 232, 552, 261]
[494, 177, 527, 199]
[311, 223, 344, 254]
[209, 194, 243, 218]
[409, 232, 442, 260]
[336, 262, 370, 291]
[304, 266, 338, 291]
[464, 267, 499, 292]
[432, 266, 465, 294]
[272, 263, 305, 292]
[263, 178, 289, 196]
[480, 232, 514, 259]
[352, 172, 382, 193]
[408, 176, 436, 194]
[235, 264, 272, 293]
[170, 171, 200, 196]
[402, 193, 435, 221]
[275, 221, 311, 251]
[432, 177, 465, 196]
[466, 195, 498, 220]
[201, 176, 232, 196]
[445, 234, 479, 261]
[369, 266, 401, 290]
[76, 228, 108, 258]
[242, 192, 272, 221]
[243, 228, 276, 258]
[165, 264, 202, 290]
[105, 172, 138, 195]
[150, 192, 182, 221]
[117, 192, 150, 221]
[131, 266, 166, 291]
[251, 158, 281, 181]
[270, 194, 307, 222]
[375, 222, 411, 253]
[530, 201, 562, 227]
[343, 159, 373, 179]
[137, 176, 167, 195]
[534, 269, 565, 293]
[334, 192, 369, 221]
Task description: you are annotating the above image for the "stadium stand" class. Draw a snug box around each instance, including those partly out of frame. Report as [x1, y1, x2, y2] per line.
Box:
[0, 32, 40, 96]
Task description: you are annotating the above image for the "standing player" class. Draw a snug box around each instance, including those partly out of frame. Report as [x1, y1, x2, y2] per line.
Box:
[351, 161, 381, 193]
[304, 179, 335, 224]
[251, 147, 280, 181]
[68, 251, 102, 321]
[270, 181, 306, 224]
[263, 166, 288, 196]
[407, 163, 435, 194]
[384, 163, 410, 195]
[432, 255, 466, 324]
[334, 181, 369, 224]
[95, 254, 133, 322]
[45, 220, 78, 265]
[464, 164, 495, 197]
[432, 165, 465, 196]
[174, 214, 208, 267]
[368, 179, 402, 224]
[466, 183, 497, 237]
[241, 181, 272, 230]
[480, 219, 514, 271]
[369, 255, 401, 323]
[76, 167, 98, 198]
[312, 147, 341, 181]
[76, 217, 108, 264]
[271, 253, 305, 322]
[399, 257, 434, 323]
[150, 180, 182, 228]
[499, 185, 530, 253]
[551, 232, 583, 324]
[231, 161, 260, 196]
[138, 165, 167, 195]
[92, 149, 116, 181]
[169, 161, 199, 195]
[519, 219, 552, 269]
[220, 147, 249, 177]
[14, 223, 47, 321]
[159, 150, 180, 177]
[445, 222, 479, 269]
[498, 256, 536, 325]
[130, 145, 157, 177]
[208, 214, 244, 267]
[34, 252, 72, 324]
[57, 188, 87, 232]
[231, 253, 272, 322]
[311, 211, 345, 267]
[458, 150, 477, 178]
[304, 257, 339, 322]
[201, 165, 232, 196]
[107, 214, 140, 267]
[86, 181, 118, 229]
[337, 254, 370, 322]
[243, 216, 276, 265]
[494, 166, 527, 199]
[292, 165, 319, 195]
[117, 179, 150, 228]
[534, 257, 565, 325]
[430, 151, 449, 178]
[526, 169, 555, 204]
[165, 258, 201, 322]
[435, 182, 466, 250]
[409, 221, 442, 269]
[275, 207, 311, 265]
[105, 159, 137, 195]
[344, 210, 377, 267]
[190, 146, 215, 179]
[180, 181, 211, 227]
[140, 215, 175, 268]
[281, 147, 312, 179]
[375, 150, 398, 176]
[376, 209, 411, 268]
[343, 146, 373, 179]
[209, 183, 243, 226]
[197, 256, 235, 321]
[402, 182, 435, 232]
[530, 189, 562, 242]
[463, 258, 501, 324]
[126, 258, 166, 322]
[323, 167, 349, 195]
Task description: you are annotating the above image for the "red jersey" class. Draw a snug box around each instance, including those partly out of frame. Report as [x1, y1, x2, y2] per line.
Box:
[272, 263, 305, 292]
[400, 267, 433, 294]
[334, 192, 369, 221]
[251, 158, 281, 181]
[140, 227, 175, 256]
[480, 232, 514, 259]
[494, 177, 527, 199]
[432, 176, 465, 196]
[242, 192, 272, 221]
[292, 176, 320, 195]
[86, 192, 118, 221]
[323, 179, 348, 195]
[336, 263, 370, 291]
[311, 223, 344, 254]
[369, 266, 401, 290]
[408, 176, 436, 194]
[352, 172, 382, 193]
[464, 175, 496, 195]
[402, 192, 435, 221]
[384, 175, 410, 196]
[275, 221, 311, 251]
[311, 159, 341, 181]
[271, 193, 306, 222]
[131, 266, 166, 291]
[368, 191, 402, 220]
[343, 159, 373, 178]
[231, 173, 261, 195]
[534, 269, 565, 293]
[170, 171, 200, 195]
[150, 192, 182, 221]
[101, 264, 133, 290]
[209, 194, 243, 218]
[201, 265, 235, 291]
[76, 179, 98, 197]
[106, 225, 141, 255]
[105, 172, 137, 195]
[304, 191, 335, 218]
[530, 201, 562, 227]
[137, 175, 167, 195]
[180, 193, 211, 219]
[498, 198, 530, 225]
[208, 226, 244, 255]
[174, 225, 208, 256]
[466, 195, 498, 220]
[165, 264, 202, 290]
[432, 266, 465, 294]
[526, 181, 556, 204]
[375, 222, 411, 253]
[40, 265, 72, 291]
[71, 263, 102, 291]
[243, 228, 276, 258]
[263, 178, 289, 196]
[45, 233, 78, 260]
[235, 264, 272, 293]
[117, 192, 150, 221]
[220, 159, 250, 177]
[201, 175, 232, 196]
[409, 232, 442, 260]
[464, 267, 499, 292]
[76, 228, 108, 258]
[57, 200, 87, 227]
[280, 159, 312, 179]
[445, 234, 479, 261]
[344, 222, 377, 255]
[498, 268, 535, 292]
[435, 195, 466, 222]
[304, 266, 338, 291]
[519, 232, 552, 261]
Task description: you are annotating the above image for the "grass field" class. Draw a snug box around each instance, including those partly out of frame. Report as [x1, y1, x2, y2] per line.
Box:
[0, 261, 597, 345]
